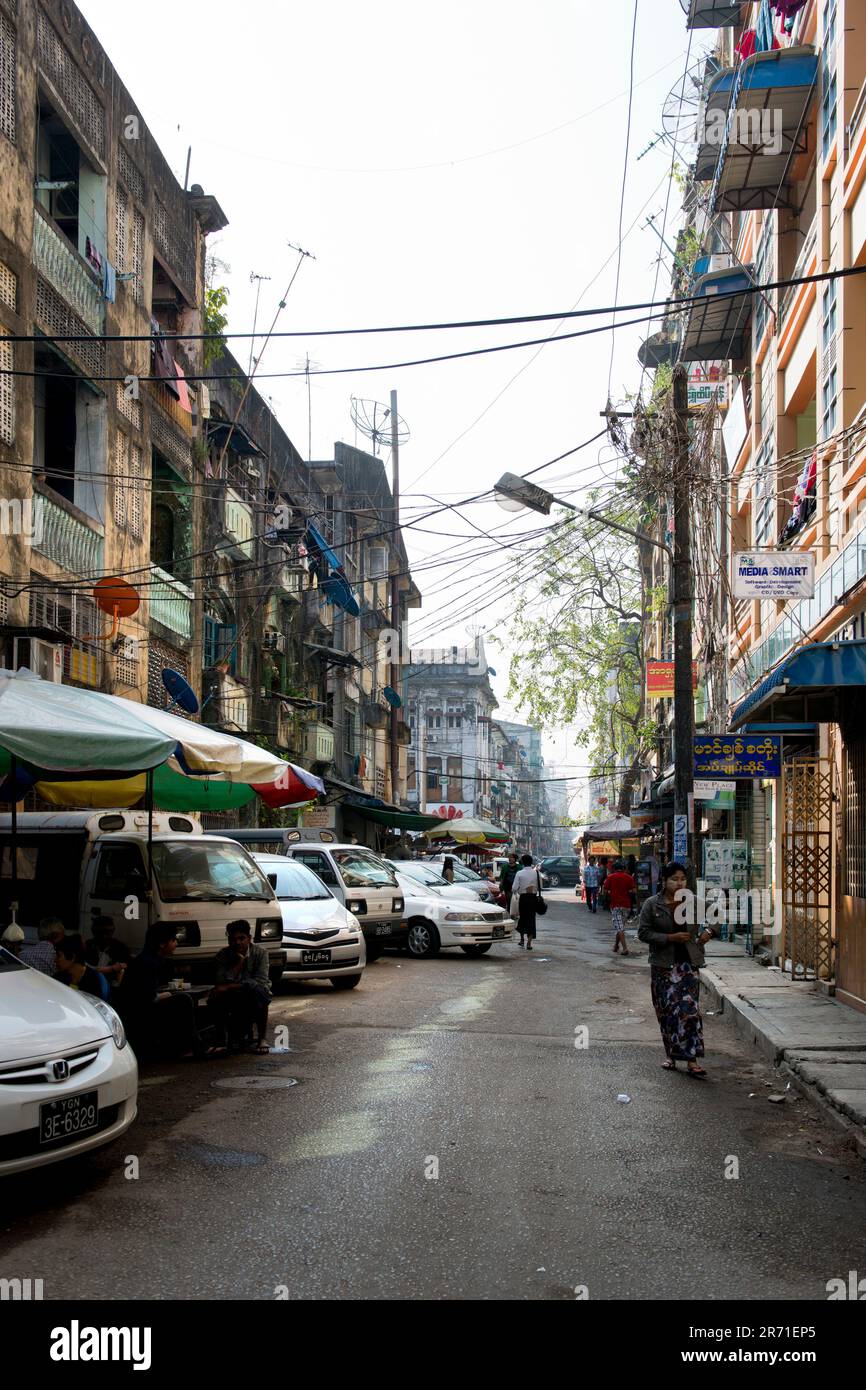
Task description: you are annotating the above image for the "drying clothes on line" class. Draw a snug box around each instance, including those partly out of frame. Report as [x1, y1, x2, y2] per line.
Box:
[151, 325, 181, 400]
[173, 358, 192, 414]
[85, 237, 103, 273]
[102, 260, 116, 302]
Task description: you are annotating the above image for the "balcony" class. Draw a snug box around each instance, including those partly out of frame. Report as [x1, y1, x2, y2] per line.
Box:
[223, 488, 255, 560]
[680, 266, 754, 362]
[682, 0, 743, 27]
[32, 209, 104, 336]
[32, 492, 104, 575]
[220, 694, 249, 732]
[147, 378, 193, 438]
[149, 565, 193, 641]
[278, 564, 304, 598]
[302, 720, 335, 765]
[362, 700, 388, 729]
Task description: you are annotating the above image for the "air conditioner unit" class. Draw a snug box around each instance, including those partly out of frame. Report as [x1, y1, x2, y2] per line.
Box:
[263, 632, 286, 654]
[245, 462, 260, 478]
[12, 636, 63, 682]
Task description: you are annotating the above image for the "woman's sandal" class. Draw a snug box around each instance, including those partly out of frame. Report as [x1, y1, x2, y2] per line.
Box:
[686, 1065, 707, 1078]
[661, 1060, 677, 1070]
[205, 1045, 229, 1059]
[250, 1042, 270, 1055]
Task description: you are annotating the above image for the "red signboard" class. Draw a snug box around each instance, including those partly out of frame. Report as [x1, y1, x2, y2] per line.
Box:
[646, 661, 698, 697]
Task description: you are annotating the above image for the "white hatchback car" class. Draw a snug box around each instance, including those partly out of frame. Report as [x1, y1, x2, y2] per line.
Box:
[387, 861, 513, 958]
[0, 947, 138, 1177]
[254, 854, 367, 989]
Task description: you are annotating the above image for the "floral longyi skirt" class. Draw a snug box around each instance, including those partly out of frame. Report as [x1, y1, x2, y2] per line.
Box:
[650, 962, 704, 1061]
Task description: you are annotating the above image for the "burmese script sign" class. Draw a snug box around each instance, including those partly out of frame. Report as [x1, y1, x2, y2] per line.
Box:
[694, 734, 782, 779]
[732, 551, 815, 600]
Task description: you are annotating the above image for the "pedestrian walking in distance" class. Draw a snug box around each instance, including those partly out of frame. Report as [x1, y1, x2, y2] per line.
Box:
[605, 859, 637, 956]
[637, 862, 716, 1078]
[512, 853, 542, 950]
[582, 856, 601, 912]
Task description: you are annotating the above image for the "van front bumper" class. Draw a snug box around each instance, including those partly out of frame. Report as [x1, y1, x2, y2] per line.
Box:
[361, 919, 408, 945]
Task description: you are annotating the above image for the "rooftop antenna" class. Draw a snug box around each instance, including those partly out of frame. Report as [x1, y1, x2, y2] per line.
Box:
[297, 354, 323, 464]
[248, 272, 272, 376]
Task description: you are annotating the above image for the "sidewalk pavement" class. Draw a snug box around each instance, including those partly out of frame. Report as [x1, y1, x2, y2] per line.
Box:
[700, 940, 866, 1158]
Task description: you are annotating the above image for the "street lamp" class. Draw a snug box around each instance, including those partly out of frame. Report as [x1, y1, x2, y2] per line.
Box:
[493, 472, 672, 560]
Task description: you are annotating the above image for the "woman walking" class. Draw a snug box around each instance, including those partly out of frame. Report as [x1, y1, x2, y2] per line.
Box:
[512, 853, 542, 950]
[637, 862, 716, 1078]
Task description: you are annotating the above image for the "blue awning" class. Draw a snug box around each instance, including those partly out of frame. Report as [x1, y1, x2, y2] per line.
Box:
[731, 640, 866, 729]
[305, 522, 342, 574]
[680, 266, 754, 362]
[709, 48, 819, 214]
[685, 0, 743, 28]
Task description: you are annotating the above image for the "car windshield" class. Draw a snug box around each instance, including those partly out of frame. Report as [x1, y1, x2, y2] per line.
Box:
[453, 864, 482, 882]
[390, 861, 449, 888]
[0, 945, 26, 973]
[262, 860, 332, 902]
[332, 850, 397, 889]
[151, 841, 274, 903]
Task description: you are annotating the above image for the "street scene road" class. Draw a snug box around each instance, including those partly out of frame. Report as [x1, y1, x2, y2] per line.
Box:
[4, 891, 864, 1302]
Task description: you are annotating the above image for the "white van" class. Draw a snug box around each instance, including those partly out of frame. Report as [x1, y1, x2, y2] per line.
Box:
[0, 812, 283, 979]
[281, 832, 406, 960]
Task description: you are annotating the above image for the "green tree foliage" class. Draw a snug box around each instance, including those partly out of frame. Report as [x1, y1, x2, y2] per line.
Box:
[204, 285, 229, 369]
[502, 502, 656, 815]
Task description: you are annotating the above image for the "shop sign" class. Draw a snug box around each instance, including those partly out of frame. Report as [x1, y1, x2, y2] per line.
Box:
[688, 364, 728, 411]
[694, 734, 781, 779]
[301, 806, 335, 829]
[732, 551, 815, 599]
[673, 815, 688, 861]
[703, 839, 749, 890]
[646, 660, 699, 697]
[630, 805, 657, 828]
[694, 780, 736, 806]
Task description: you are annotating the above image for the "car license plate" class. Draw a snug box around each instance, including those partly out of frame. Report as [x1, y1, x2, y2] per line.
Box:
[302, 949, 332, 964]
[493, 926, 505, 938]
[374, 924, 392, 936]
[39, 1090, 99, 1146]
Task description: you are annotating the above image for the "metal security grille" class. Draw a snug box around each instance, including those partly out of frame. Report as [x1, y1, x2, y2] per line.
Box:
[0, 258, 17, 310]
[35, 275, 104, 378]
[117, 143, 145, 205]
[148, 639, 188, 709]
[114, 652, 138, 688]
[152, 193, 196, 294]
[0, 331, 13, 444]
[114, 184, 127, 272]
[844, 733, 866, 899]
[36, 11, 105, 158]
[113, 432, 143, 537]
[0, 584, 8, 624]
[0, 11, 15, 144]
[116, 379, 141, 430]
[130, 206, 144, 305]
[150, 406, 191, 479]
[782, 757, 834, 980]
[28, 581, 102, 687]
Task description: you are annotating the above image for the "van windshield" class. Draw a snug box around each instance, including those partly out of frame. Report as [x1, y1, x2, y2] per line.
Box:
[331, 850, 397, 889]
[151, 841, 274, 903]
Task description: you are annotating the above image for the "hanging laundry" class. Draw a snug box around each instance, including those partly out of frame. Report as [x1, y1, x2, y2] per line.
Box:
[85, 237, 103, 273]
[102, 260, 116, 302]
[172, 358, 192, 413]
[151, 325, 180, 400]
[735, 28, 781, 61]
[772, 0, 807, 19]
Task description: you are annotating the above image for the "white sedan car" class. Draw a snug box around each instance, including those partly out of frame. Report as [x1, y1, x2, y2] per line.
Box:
[387, 861, 513, 959]
[0, 947, 138, 1177]
[254, 854, 367, 989]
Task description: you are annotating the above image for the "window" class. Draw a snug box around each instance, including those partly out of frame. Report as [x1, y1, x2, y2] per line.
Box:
[0, 13, 15, 146]
[821, 281, 838, 441]
[344, 703, 357, 757]
[204, 615, 237, 675]
[754, 220, 774, 345]
[754, 434, 776, 547]
[447, 755, 462, 801]
[0, 331, 12, 445]
[33, 344, 104, 519]
[821, 1, 838, 161]
[151, 503, 175, 571]
[94, 843, 147, 899]
[292, 851, 339, 887]
[331, 850, 398, 888]
[368, 545, 388, 579]
[426, 756, 441, 792]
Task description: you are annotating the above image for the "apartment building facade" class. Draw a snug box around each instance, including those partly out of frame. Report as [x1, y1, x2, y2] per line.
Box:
[405, 638, 499, 822]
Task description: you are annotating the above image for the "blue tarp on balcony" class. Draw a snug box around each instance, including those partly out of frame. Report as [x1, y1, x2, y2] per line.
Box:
[683, 0, 744, 28]
[679, 265, 754, 362]
[709, 47, 819, 213]
[731, 640, 866, 728]
[695, 67, 737, 179]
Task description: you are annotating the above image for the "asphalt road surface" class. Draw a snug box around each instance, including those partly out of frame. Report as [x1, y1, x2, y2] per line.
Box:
[2, 891, 865, 1301]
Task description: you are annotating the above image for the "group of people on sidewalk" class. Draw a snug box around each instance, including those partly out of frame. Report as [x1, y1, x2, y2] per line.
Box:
[1, 915, 273, 1061]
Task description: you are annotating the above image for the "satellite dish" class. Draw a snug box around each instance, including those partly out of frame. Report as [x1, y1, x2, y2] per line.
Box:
[350, 397, 409, 456]
[661, 49, 718, 153]
[162, 668, 200, 715]
[85, 577, 141, 641]
[382, 686, 402, 708]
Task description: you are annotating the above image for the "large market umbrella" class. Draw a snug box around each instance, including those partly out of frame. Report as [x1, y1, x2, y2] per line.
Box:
[427, 816, 510, 845]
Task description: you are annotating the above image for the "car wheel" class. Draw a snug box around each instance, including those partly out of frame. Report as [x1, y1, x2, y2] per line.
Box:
[547, 873, 561, 887]
[407, 920, 441, 958]
[461, 943, 492, 956]
[331, 973, 362, 989]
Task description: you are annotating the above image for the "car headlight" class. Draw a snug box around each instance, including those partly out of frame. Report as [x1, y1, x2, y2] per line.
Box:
[392, 897, 403, 913]
[256, 918, 282, 941]
[348, 900, 367, 915]
[444, 911, 485, 922]
[92, 999, 127, 1050]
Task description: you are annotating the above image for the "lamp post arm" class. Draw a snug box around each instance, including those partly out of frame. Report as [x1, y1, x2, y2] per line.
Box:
[555, 499, 673, 563]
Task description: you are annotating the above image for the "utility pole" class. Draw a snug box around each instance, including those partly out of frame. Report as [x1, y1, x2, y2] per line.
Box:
[671, 363, 695, 883]
[389, 388, 400, 806]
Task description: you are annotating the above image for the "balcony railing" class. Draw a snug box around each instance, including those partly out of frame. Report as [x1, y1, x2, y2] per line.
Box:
[221, 694, 249, 732]
[32, 492, 104, 575]
[848, 77, 866, 153]
[148, 565, 193, 640]
[32, 209, 104, 336]
[778, 219, 817, 328]
[147, 378, 194, 438]
[223, 488, 254, 560]
[302, 720, 335, 764]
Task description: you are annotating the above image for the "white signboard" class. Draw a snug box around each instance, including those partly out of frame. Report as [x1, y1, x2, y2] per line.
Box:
[694, 780, 734, 801]
[301, 806, 335, 829]
[722, 381, 748, 466]
[688, 366, 728, 411]
[733, 551, 815, 599]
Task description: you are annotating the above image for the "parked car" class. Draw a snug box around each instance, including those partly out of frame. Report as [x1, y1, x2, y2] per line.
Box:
[282, 840, 406, 959]
[0, 946, 138, 1176]
[423, 856, 499, 903]
[386, 862, 513, 958]
[253, 854, 366, 990]
[0, 812, 284, 982]
[539, 855, 583, 888]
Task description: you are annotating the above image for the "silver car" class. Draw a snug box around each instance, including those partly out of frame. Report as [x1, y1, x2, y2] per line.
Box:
[254, 854, 366, 989]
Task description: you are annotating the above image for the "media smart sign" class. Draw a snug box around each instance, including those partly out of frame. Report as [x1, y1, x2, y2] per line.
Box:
[733, 551, 815, 600]
[694, 735, 782, 779]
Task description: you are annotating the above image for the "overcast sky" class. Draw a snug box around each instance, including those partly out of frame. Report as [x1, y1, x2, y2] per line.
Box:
[79, 0, 697, 814]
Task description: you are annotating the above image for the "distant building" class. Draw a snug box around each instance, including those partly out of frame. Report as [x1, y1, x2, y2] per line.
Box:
[405, 638, 499, 823]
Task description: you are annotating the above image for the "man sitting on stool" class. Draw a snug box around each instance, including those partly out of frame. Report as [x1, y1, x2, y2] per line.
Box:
[209, 922, 272, 1055]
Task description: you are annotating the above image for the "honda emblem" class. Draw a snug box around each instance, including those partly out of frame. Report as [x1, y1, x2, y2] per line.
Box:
[51, 1059, 69, 1082]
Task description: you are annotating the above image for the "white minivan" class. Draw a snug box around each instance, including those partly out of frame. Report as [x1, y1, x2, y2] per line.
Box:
[0, 812, 284, 979]
[282, 834, 406, 960]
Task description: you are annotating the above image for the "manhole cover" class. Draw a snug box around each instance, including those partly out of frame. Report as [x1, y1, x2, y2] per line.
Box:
[212, 1076, 299, 1091]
